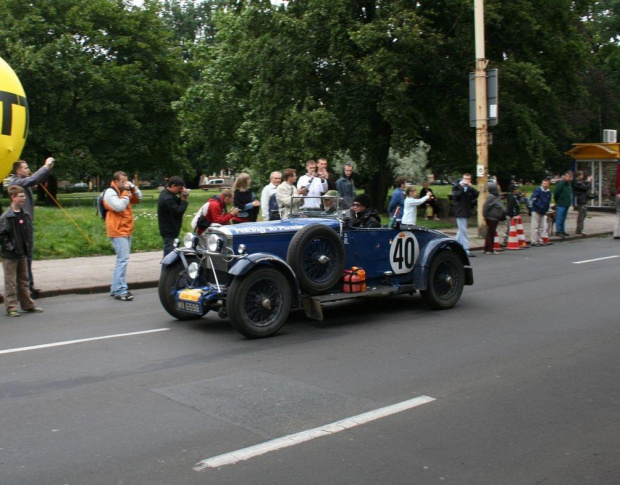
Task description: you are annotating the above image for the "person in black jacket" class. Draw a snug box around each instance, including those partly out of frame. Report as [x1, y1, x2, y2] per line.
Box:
[0, 186, 43, 316]
[452, 173, 479, 257]
[573, 170, 592, 235]
[157, 176, 190, 256]
[349, 194, 381, 228]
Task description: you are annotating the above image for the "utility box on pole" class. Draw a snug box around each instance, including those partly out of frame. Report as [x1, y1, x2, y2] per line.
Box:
[469, 69, 498, 128]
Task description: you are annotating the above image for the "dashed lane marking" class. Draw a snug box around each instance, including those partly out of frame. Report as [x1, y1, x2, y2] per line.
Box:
[0, 328, 170, 355]
[194, 395, 436, 471]
[573, 255, 620, 264]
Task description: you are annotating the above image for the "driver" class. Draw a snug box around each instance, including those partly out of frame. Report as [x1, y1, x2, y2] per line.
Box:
[349, 194, 381, 228]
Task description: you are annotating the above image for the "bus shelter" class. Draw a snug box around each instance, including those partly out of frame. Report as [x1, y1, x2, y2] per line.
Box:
[565, 143, 620, 209]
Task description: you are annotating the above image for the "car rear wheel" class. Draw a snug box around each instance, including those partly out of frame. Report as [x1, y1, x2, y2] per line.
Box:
[158, 256, 206, 320]
[420, 250, 464, 309]
[227, 267, 292, 338]
[287, 224, 345, 294]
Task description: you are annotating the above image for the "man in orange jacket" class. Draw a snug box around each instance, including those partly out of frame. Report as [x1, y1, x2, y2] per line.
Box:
[103, 171, 142, 301]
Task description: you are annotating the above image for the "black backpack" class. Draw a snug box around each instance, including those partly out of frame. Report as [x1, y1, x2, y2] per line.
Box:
[96, 189, 108, 220]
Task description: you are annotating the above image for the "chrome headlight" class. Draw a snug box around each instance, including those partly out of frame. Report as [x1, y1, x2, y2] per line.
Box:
[188, 262, 199, 280]
[183, 232, 196, 249]
[207, 234, 225, 252]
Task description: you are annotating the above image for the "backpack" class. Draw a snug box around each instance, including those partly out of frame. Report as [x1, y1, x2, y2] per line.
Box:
[96, 189, 108, 220]
[268, 192, 280, 220]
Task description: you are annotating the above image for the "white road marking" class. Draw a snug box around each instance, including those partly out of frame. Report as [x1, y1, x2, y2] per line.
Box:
[0, 328, 170, 355]
[573, 255, 620, 265]
[194, 395, 436, 471]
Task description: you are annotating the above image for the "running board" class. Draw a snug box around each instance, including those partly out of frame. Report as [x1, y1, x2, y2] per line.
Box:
[301, 285, 415, 321]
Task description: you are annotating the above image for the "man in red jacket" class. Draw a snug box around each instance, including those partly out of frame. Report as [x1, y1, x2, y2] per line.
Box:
[206, 189, 239, 225]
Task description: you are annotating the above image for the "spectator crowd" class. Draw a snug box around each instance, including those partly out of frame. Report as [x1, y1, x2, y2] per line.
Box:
[1, 155, 611, 313]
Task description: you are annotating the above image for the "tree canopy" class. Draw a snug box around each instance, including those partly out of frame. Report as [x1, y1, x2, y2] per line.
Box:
[0, 0, 189, 181]
[1, 0, 618, 202]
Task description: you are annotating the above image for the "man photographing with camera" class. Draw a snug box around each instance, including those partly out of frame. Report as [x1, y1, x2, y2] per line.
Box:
[297, 159, 327, 209]
[452, 173, 479, 257]
[158, 176, 190, 256]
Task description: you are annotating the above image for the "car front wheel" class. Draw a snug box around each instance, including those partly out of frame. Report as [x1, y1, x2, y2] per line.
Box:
[226, 267, 292, 338]
[420, 250, 465, 309]
[158, 256, 206, 320]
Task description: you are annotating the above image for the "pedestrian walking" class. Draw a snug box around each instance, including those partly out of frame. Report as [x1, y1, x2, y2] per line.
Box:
[0, 186, 43, 316]
[157, 176, 190, 256]
[452, 173, 479, 257]
[103, 171, 142, 301]
[9, 157, 55, 295]
[554, 171, 573, 237]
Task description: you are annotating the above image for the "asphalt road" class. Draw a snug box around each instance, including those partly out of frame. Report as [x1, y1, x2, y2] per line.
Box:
[1, 237, 619, 485]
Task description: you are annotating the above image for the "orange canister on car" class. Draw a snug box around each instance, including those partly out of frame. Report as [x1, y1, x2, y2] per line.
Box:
[342, 267, 366, 293]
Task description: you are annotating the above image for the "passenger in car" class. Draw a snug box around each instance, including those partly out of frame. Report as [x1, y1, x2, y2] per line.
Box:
[349, 194, 381, 228]
[321, 190, 339, 214]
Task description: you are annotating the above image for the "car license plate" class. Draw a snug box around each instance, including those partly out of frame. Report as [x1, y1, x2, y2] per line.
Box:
[176, 300, 202, 314]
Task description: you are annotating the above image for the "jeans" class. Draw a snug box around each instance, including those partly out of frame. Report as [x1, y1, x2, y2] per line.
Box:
[163, 237, 176, 257]
[556, 206, 569, 234]
[455, 217, 470, 252]
[110, 236, 131, 296]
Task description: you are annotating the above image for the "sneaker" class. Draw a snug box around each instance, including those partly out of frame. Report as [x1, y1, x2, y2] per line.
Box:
[115, 292, 134, 301]
[467, 252, 476, 258]
[23, 307, 44, 313]
[7, 310, 20, 317]
[485, 251, 500, 255]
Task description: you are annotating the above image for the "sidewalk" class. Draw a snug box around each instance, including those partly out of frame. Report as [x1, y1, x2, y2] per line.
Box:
[4, 209, 617, 299]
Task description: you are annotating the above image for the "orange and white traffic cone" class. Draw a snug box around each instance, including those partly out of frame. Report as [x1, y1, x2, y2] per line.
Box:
[506, 218, 522, 250]
[516, 215, 528, 248]
[541, 234, 553, 246]
[493, 231, 505, 252]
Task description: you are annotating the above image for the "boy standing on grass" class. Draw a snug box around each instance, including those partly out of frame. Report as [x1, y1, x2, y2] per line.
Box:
[0, 186, 43, 317]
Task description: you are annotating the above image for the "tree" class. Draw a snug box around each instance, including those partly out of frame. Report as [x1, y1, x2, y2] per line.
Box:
[0, 0, 189, 181]
[177, 0, 610, 208]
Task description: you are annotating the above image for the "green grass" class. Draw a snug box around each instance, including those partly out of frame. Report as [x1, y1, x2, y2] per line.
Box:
[29, 188, 221, 260]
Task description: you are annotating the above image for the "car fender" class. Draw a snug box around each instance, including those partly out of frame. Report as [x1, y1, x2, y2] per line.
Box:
[161, 250, 196, 272]
[413, 238, 473, 289]
[230, 253, 301, 307]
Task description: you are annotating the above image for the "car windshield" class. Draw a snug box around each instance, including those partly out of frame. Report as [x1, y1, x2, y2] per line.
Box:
[289, 195, 345, 219]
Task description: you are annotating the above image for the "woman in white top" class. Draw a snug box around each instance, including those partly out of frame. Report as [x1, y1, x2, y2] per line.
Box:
[401, 187, 430, 226]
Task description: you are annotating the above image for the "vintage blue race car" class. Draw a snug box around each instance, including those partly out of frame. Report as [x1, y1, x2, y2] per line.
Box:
[158, 197, 473, 338]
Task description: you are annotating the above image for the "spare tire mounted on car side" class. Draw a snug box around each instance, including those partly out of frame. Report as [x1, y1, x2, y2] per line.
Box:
[287, 224, 345, 294]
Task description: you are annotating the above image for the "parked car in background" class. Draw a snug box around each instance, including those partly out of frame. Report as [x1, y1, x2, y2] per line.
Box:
[159, 196, 474, 339]
[68, 182, 89, 192]
[201, 178, 232, 190]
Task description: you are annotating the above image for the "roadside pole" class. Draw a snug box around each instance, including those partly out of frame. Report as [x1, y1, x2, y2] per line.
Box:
[474, 0, 488, 236]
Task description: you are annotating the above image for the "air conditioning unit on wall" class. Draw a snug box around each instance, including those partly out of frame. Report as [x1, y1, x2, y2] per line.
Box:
[603, 129, 617, 143]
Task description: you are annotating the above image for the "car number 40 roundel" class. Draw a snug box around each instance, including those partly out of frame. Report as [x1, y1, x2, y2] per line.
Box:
[389, 231, 419, 274]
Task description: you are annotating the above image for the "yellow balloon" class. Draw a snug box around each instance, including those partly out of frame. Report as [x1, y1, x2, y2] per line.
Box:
[0, 56, 29, 181]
